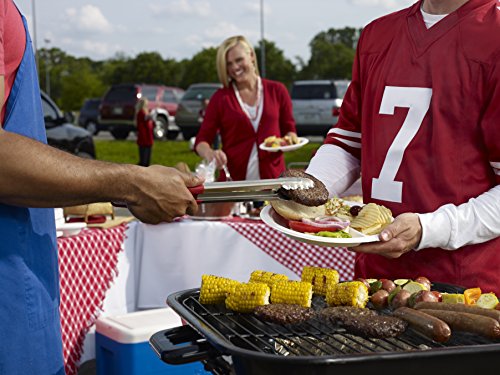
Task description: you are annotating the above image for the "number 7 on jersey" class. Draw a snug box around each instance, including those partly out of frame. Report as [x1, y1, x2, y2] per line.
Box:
[371, 86, 433, 203]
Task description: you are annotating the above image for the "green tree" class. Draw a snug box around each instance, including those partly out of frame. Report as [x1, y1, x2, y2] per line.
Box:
[254, 40, 296, 87]
[179, 47, 218, 88]
[299, 27, 361, 80]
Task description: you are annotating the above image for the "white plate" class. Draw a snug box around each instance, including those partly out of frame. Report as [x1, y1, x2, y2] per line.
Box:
[259, 205, 379, 247]
[56, 222, 86, 237]
[259, 137, 309, 152]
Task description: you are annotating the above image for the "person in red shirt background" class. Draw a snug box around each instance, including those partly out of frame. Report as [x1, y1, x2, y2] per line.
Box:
[136, 98, 154, 167]
[195, 35, 298, 181]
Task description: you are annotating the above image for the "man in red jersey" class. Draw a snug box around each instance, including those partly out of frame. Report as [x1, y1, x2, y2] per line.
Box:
[307, 0, 500, 294]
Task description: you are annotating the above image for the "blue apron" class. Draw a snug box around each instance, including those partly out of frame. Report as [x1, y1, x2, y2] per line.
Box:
[0, 12, 65, 375]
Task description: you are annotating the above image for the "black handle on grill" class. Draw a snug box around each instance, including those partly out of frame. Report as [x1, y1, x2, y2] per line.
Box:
[150, 325, 214, 365]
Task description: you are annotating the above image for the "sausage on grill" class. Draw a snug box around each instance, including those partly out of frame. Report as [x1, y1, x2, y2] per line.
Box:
[420, 309, 500, 339]
[414, 301, 500, 323]
[393, 307, 451, 343]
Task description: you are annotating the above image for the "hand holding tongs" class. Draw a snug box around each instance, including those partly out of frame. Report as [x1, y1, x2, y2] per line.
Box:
[188, 177, 314, 203]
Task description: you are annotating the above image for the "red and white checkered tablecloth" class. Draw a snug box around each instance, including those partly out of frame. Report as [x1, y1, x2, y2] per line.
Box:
[58, 224, 128, 375]
[225, 221, 355, 281]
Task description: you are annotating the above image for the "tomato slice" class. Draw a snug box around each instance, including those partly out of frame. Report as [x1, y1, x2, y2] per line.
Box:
[289, 220, 341, 233]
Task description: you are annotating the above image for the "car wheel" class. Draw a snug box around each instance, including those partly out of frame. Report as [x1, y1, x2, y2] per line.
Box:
[166, 130, 179, 140]
[110, 128, 130, 140]
[85, 120, 99, 135]
[153, 117, 167, 140]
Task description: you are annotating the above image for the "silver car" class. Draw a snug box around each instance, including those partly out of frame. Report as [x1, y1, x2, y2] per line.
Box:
[175, 82, 222, 140]
[291, 79, 350, 136]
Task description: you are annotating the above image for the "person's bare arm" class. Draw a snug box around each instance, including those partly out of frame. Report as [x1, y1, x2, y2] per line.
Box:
[195, 141, 227, 168]
[0, 77, 203, 223]
[0, 129, 202, 222]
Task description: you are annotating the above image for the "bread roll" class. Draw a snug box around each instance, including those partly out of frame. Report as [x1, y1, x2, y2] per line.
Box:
[271, 200, 326, 221]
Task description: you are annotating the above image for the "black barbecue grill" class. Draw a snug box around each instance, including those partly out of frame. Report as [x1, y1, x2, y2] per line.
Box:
[150, 284, 500, 375]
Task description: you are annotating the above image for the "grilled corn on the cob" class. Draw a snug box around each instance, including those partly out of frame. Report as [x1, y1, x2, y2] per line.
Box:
[249, 270, 289, 287]
[326, 281, 369, 308]
[225, 282, 270, 313]
[199, 274, 240, 304]
[301, 266, 339, 295]
[270, 280, 313, 308]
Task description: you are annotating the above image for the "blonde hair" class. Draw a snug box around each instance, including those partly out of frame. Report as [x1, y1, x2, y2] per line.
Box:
[216, 35, 259, 88]
[136, 98, 148, 112]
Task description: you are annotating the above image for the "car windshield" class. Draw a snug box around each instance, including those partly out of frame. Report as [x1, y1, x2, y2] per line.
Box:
[291, 84, 337, 100]
[183, 87, 219, 101]
[141, 87, 158, 101]
[104, 86, 137, 102]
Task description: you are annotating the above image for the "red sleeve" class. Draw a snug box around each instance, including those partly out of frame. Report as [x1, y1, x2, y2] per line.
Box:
[194, 89, 222, 151]
[276, 81, 296, 136]
[322, 27, 367, 161]
[0, 0, 5, 76]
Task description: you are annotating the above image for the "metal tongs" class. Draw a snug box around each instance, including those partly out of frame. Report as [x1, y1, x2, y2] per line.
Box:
[188, 177, 314, 203]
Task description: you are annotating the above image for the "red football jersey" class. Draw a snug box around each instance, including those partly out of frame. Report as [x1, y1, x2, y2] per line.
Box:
[325, 0, 500, 293]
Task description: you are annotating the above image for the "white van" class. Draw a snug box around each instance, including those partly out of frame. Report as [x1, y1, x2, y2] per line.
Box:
[291, 79, 350, 137]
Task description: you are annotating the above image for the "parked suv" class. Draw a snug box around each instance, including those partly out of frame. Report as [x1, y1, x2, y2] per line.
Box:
[291, 79, 350, 136]
[78, 98, 101, 135]
[42, 91, 96, 159]
[175, 82, 222, 140]
[99, 83, 184, 140]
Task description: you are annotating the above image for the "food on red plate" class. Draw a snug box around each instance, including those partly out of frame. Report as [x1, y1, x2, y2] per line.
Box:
[254, 303, 315, 325]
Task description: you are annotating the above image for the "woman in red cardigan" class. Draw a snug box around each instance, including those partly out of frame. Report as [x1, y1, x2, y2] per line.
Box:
[195, 35, 298, 181]
[136, 98, 154, 167]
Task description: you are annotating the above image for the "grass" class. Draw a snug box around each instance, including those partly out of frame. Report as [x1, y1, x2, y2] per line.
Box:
[94, 139, 322, 171]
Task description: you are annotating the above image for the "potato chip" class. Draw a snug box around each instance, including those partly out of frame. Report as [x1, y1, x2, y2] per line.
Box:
[350, 203, 393, 235]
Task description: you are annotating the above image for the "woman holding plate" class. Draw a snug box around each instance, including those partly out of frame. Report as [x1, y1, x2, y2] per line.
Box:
[195, 35, 299, 181]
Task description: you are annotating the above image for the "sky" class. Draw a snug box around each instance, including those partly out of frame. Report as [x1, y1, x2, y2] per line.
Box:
[17, 0, 415, 64]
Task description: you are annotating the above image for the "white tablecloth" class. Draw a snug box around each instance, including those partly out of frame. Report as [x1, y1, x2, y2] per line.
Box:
[135, 218, 355, 309]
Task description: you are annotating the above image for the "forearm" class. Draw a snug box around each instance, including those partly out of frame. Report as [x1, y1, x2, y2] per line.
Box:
[0, 129, 140, 207]
[195, 141, 213, 160]
[306, 144, 361, 197]
[417, 185, 500, 250]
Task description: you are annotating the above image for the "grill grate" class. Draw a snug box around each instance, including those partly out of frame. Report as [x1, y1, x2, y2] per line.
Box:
[181, 291, 496, 358]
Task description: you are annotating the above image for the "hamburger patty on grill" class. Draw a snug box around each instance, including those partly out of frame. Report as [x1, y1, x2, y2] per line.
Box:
[320, 306, 408, 338]
[254, 304, 316, 325]
[279, 169, 328, 207]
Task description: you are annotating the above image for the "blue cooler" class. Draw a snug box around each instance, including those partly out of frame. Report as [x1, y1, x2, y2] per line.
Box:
[96, 308, 208, 375]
